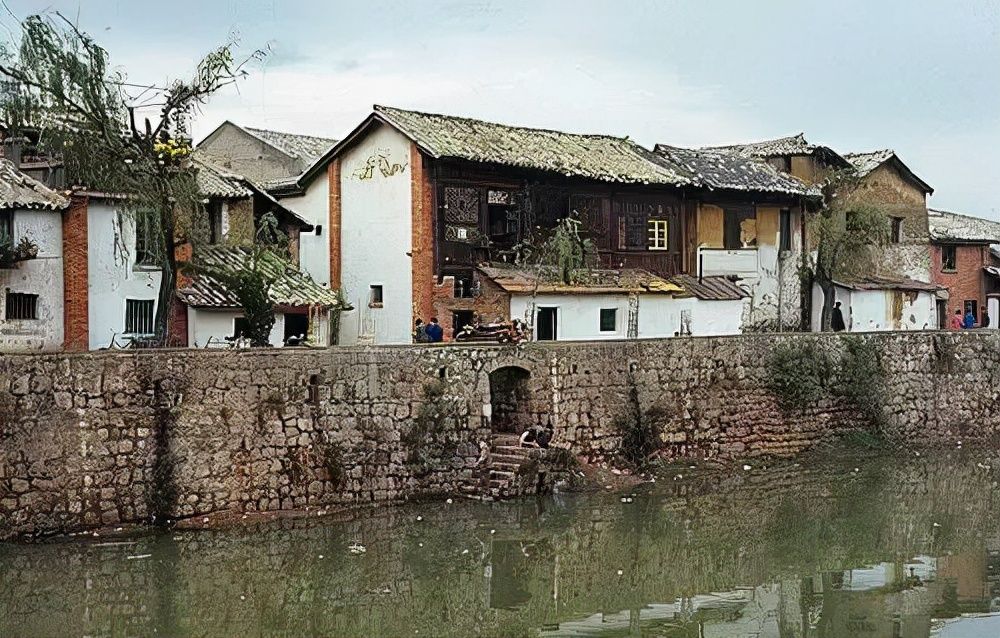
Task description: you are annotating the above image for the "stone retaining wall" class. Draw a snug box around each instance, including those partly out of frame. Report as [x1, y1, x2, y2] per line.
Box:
[1, 331, 999, 538]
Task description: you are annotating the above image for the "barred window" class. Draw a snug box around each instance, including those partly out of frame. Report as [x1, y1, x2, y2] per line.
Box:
[5, 291, 37, 320]
[124, 299, 155, 335]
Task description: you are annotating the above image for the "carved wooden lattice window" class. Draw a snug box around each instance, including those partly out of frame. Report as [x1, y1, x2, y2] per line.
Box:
[444, 187, 480, 224]
[571, 195, 606, 237]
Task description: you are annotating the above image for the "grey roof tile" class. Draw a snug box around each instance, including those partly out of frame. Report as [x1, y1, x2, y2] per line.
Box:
[654, 144, 819, 196]
[178, 246, 342, 308]
[667, 274, 749, 300]
[928, 208, 1000, 243]
[243, 126, 338, 163]
[842, 149, 896, 177]
[0, 159, 68, 210]
[192, 154, 253, 199]
[374, 105, 694, 186]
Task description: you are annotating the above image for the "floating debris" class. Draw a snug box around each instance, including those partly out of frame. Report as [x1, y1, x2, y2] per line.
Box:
[126, 554, 151, 561]
[416, 515, 423, 522]
[445, 498, 453, 504]
[742, 464, 752, 471]
[349, 542, 367, 555]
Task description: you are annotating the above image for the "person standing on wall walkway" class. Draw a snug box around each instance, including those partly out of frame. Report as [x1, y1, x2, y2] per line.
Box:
[964, 308, 976, 329]
[831, 301, 847, 332]
[426, 317, 444, 343]
[951, 309, 964, 330]
[981, 306, 991, 329]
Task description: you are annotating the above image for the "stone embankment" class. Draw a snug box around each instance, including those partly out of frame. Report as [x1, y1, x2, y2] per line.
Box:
[1, 331, 997, 538]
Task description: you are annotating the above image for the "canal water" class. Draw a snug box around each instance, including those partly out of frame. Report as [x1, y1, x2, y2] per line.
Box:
[2, 451, 999, 637]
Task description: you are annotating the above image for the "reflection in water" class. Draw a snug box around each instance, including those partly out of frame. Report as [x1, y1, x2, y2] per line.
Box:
[2, 453, 1000, 637]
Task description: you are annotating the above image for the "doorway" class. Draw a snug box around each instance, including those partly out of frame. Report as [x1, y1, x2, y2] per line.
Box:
[536, 307, 558, 341]
[452, 310, 475, 338]
[488, 366, 532, 434]
[936, 300, 947, 330]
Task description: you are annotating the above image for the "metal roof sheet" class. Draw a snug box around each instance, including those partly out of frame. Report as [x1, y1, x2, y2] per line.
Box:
[667, 274, 749, 301]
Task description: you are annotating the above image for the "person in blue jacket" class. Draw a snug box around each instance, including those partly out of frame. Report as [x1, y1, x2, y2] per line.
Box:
[425, 317, 444, 342]
[963, 308, 976, 329]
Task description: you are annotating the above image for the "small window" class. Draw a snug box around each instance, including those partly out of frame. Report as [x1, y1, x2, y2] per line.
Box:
[453, 273, 474, 299]
[315, 224, 323, 237]
[724, 207, 757, 249]
[0, 210, 13, 248]
[134, 216, 156, 266]
[208, 202, 224, 245]
[890, 217, 903, 244]
[599, 308, 617, 332]
[647, 220, 668, 250]
[941, 245, 957, 271]
[779, 209, 792, 252]
[369, 285, 383, 307]
[124, 299, 155, 335]
[5, 291, 38, 320]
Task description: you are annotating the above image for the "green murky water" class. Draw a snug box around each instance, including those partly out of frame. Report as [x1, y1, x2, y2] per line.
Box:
[2, 452, 1000, 637]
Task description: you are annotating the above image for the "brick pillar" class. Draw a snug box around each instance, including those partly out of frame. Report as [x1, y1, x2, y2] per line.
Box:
[328, 158, 342, 290]
[410, 144, 435, 330]
[62, 194, 89, 351]
[167, 242, 193, 347]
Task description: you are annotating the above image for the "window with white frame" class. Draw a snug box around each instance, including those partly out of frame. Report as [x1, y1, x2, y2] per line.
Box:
[647, 219, 668, 250]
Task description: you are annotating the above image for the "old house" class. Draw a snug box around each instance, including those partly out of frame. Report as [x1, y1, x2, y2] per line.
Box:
[288, 105, 816, 345]
[712, 134, 941, 330]
[0, 159, 70, 352]
[197, 122, 338, 287]
[74, 155, 321, 349]
[460, 266, 748, 341]
[928, 208, 1000, 328]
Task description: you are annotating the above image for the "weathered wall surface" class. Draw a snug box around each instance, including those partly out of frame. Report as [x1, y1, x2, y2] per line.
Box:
[2, 331, 999, 538]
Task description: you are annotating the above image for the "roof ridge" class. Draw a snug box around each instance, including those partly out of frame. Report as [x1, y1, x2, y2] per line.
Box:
[373, 104, 633, 141]
[242, 125, 338, 142]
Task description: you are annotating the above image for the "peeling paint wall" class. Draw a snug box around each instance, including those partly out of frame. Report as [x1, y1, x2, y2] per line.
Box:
[86, 199, 162, 349]
[0, 209, 64, 352]
[810, 283, 937, 332]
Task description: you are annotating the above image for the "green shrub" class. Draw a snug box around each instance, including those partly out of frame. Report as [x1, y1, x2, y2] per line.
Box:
[765, 341, 834, 411]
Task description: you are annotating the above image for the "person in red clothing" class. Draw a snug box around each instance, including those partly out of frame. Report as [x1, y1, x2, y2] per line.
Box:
[951, 309, 964, 330]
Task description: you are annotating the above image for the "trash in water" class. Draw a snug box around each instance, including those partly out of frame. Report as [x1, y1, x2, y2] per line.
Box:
[461, 549, 469, 555]
[349, 542, 366, 555]
[416, 515, 423, 522]
[616, 569, 623, 576]
[742, 464, 752, 471]
[126, 554, 151, 560]
[445, 498, 453, 504]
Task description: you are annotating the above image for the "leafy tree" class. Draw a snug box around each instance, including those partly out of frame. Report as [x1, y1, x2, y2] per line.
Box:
[0, 12, 263, 344]
[808, 172, 890, 331]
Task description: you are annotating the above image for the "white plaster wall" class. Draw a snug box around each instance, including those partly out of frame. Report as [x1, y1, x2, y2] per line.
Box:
[0, 208, 64, 352]
[813, 285, 938, 332]
[511, 293, 631, 341]
[338, 123, 413, 345]
[187, 307, 285, 347]
[849, 290, 889, 331]
[87, 200, 162, 349]
[636, 295, 686, 338]
[279, 171, 330, 287]
[689, 298, 746, 336]
[989, 297, 1000, 329]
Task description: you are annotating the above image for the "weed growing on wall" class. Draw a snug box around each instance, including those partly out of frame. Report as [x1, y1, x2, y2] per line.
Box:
[765, 341, 834, 411]
[838, 336, 886, 430]
[403, 379, 460, 477]
[614, 371, 668, 469]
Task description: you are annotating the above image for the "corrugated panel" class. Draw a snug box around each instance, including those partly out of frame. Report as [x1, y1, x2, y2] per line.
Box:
[669, 274, 749, 300]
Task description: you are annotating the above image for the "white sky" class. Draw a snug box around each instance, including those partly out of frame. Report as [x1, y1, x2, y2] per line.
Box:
[3, 0, 999, 218]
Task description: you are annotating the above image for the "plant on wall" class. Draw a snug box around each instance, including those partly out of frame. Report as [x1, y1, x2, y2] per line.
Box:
[0, 232, 38, 268]
[765, 340, 834, 411]
[403, 379, 461, 477]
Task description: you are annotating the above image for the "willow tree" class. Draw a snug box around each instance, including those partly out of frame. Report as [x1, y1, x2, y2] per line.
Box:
[810, 172, 890, 331]
[0, 12, 263, 344]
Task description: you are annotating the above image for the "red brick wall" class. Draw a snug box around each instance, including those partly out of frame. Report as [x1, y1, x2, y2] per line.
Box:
[62, 194, 89, 351]
[431, 272, 511, 341]
[327, 158, 342, 290]
[932, 243, 988, 319]
[167, 242, 193, 347]
[410, 145, 435, 326]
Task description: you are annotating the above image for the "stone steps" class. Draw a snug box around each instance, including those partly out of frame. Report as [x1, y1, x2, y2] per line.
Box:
[481, 434, 542, 500]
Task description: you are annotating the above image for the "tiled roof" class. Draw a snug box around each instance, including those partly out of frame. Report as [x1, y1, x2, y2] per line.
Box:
[0, 159, 68, 210]
[373, 105, 694, 186]
[193, 154, 253, 199]
[928, 208, 1000, 243]
[654, 144, 819, 196]
[243, 126, 338, 163]
[705, 133, 816, 157]
[667, 274, 749, 301]
[704, 133, 853, 169]
[834, 276, 942, 292]
[178, 246, 342, 308]
[478, 265, 682, 294]
[842, 149, 896, 177]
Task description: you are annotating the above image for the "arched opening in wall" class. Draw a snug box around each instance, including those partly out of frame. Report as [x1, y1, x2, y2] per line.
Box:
[488, 366, 532, 434]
